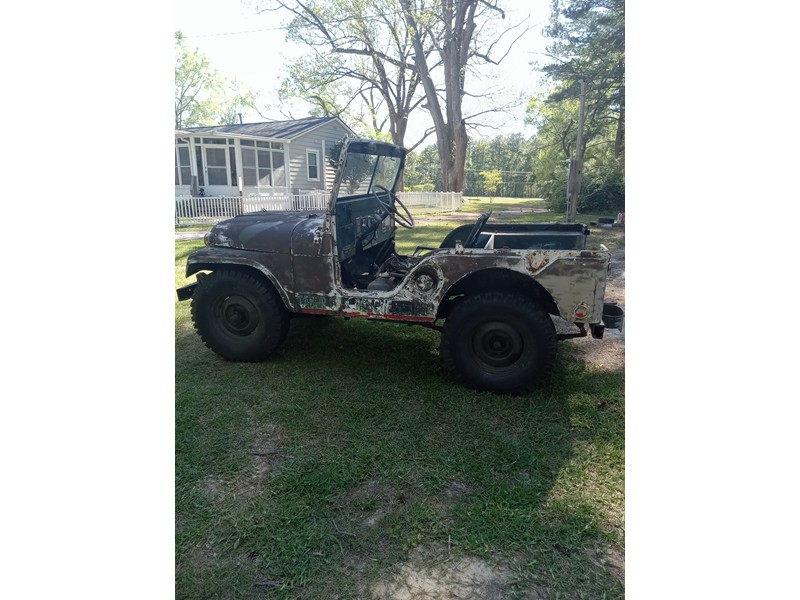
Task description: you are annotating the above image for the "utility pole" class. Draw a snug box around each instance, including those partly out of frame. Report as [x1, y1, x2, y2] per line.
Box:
[567, 80, 586, 222]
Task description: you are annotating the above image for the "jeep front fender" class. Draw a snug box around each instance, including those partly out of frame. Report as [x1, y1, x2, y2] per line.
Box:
[183, 247, 298, 312]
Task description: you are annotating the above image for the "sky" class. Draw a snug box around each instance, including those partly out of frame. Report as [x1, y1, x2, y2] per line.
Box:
[175, 0, 553, 144]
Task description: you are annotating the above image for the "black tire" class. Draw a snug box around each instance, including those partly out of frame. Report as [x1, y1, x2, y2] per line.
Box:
[440, 291, 557, 394]
[190, 269, 289, 362]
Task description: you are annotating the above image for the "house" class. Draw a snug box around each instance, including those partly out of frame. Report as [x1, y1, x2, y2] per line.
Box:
[175, 116, 354, 198]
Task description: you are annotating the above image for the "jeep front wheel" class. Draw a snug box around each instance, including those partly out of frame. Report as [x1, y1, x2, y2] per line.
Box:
[191, 269, 289, 362]
[440, 291, 557, 394]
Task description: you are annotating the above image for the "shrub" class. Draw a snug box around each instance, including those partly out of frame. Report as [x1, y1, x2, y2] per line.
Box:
[541, 164, 624, 215]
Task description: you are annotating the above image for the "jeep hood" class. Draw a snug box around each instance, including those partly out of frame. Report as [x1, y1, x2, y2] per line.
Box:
[206, 211, 326, 254]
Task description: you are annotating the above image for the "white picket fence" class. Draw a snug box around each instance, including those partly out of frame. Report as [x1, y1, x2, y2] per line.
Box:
[175, 191, 330, 226]
[175, 190, 463, 226]
[398, 191, 463, 212]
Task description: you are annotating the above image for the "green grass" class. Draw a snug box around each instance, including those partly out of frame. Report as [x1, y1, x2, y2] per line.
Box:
[175, 205, 625, 599]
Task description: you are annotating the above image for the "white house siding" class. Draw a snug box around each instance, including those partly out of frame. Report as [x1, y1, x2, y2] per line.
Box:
[288, 121, 350, 194]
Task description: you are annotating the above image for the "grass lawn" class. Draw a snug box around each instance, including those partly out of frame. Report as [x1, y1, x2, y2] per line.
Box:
[175, 206, 625, 599]
[460, 196, 548, 213]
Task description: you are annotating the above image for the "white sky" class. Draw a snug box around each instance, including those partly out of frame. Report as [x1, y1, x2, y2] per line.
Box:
[175, 0, 553, 144]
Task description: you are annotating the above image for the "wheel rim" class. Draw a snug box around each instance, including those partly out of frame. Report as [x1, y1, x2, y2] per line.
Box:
[217, 294, 260, 336]
[472, 320, 524, 368]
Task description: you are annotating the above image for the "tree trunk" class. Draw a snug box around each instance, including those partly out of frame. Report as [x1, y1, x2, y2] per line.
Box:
[400, 0, 476, 193]
[614, 87, 625, 159]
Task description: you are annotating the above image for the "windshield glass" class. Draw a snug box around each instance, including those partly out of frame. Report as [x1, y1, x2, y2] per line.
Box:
[334, 142, 404, 201]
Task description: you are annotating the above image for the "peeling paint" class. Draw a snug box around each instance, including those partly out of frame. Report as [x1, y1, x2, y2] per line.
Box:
[525, 252, 550, 273]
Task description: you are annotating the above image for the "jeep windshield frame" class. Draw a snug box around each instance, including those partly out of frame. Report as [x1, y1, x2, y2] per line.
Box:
[328, 139, 406, 211]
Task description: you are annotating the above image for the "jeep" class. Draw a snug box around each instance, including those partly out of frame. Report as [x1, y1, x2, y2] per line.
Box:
[176, 138, 623, 394]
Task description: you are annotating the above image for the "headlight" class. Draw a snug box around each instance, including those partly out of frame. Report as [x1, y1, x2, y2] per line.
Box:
[204, 231, 215, 247]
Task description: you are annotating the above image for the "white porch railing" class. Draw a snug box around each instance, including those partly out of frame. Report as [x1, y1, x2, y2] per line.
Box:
[175, 190, 463, 226]
[397, 191, 463, 212]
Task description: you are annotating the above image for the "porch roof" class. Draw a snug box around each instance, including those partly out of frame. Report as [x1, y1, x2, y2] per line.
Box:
[178, 117, 348, 141]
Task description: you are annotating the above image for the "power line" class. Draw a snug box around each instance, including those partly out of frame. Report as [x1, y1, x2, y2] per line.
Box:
[184, 26, 287, 38]
[182, 5, 539, 39]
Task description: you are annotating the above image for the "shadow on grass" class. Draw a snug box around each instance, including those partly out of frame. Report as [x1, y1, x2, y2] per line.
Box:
[176, 315, 624, 599]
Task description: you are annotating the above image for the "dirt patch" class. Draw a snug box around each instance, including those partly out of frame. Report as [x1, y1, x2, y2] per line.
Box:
[235, 425, 288, 501]
[199, 476, 226, 501]
[586, 545, 625, 585]
[198, 424, 287, 503]
[372, 545, 512, 600]
[340, 478, 414, 531]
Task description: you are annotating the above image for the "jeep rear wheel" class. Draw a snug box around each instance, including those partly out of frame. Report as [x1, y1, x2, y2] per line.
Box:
[191, 269, 289, 362]
[440, 291, 557, 394]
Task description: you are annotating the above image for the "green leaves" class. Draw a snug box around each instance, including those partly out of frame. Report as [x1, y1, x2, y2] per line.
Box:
[526, 0, 625, 212]
[175, 30, 259, 128]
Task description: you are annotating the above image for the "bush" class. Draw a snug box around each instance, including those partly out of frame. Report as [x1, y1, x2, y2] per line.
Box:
[541, 171, 569, 213]
[541, 164, 624, 215]
[578, 166, 625, 214]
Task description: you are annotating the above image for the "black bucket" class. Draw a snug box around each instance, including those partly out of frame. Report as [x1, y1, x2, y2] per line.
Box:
[602, 302, 624, 330]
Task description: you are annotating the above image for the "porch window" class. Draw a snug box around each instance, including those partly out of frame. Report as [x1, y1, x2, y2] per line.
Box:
[241, 142, 285, 188]
[175, 145, 191, 186]
[194, 146, 205, 186]
[307, 150, 319, 181]
[229, 147, 237, 188]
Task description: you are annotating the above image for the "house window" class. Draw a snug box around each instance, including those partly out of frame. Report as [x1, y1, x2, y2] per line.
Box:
[307, 150, 319, 181]
[241, 142, 285, 188]
[175, 144, 192, 186]
[273, 151, 285, 186]
[195, 146, 205, 186]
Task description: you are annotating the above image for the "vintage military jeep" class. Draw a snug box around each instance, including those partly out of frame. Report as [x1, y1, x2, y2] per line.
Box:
[177, 138, 622, 394]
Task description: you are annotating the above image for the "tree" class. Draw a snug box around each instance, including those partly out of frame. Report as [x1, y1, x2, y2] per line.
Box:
[526, 0, 625, 211]
[265, 0, 427, 149]
[216, 81, 259, 126]
[175, 31, 221, 128]
[279, 53, 375, 133]
[264, 0, 528, 192]
[527, 91, 623, 212]
[397, 0, 527, 192]
[465, 134, 537, 197]
[175, 31, 259, 128]
[480, 169, 502, 201]
[541, 0, 624, 160]
[403, 144, 442, 190]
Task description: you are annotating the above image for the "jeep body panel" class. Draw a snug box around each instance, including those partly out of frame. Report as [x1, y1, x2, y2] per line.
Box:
[186, 241, 610, 326]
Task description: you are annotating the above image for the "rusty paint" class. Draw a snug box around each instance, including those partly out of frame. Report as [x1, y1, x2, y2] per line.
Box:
[525, 252, 551, 273]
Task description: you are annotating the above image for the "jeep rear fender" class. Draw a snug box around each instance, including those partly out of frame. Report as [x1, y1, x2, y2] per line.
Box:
[436, 267, 559, 320]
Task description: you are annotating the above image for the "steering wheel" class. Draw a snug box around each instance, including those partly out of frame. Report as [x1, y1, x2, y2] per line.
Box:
[463, 210, 492, 248]
[373, 185, 414, 229]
